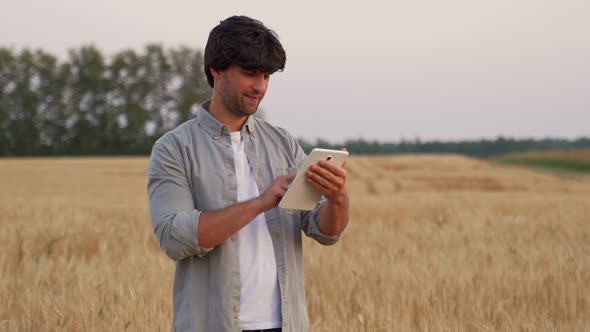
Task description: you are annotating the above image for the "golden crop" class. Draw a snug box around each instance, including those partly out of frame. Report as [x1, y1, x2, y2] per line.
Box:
[1, 155, 589, 331]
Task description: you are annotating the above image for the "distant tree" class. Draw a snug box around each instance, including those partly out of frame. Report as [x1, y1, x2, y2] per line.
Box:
[169, 46, 210, 125]
[0, 48, 16, 155]
[65, 46, 110, 154]
[39, 53, 72, 155]
[0, 49, 60, 156]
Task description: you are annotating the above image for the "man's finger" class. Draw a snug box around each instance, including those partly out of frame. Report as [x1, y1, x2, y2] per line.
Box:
[307, 174, 337, 194]
[277, 173, 296, 183]
[309, 164, 337, 184]
[316, 160, 346, 178]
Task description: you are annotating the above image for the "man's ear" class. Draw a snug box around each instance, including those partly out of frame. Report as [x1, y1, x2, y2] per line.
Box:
[210, 67, 222, 81]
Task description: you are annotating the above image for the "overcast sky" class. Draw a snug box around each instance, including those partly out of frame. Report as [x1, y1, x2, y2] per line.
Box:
[1, 0, 589, 142]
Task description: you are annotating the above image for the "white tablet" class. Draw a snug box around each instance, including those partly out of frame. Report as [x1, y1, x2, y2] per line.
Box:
[278, 148, 348, 211]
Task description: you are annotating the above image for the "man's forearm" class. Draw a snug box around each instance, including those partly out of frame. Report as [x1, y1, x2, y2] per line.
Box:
[316, 193, 350, 236]
[196, 173, 293, 249]
[197, 198, 265, 248]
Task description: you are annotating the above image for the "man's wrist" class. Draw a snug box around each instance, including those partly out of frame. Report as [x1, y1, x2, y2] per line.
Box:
[327, 192, 348, 208]
[250, 196, 268, 215]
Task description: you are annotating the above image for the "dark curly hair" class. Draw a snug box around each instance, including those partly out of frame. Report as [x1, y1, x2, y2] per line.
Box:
[204, 16, 287, 88]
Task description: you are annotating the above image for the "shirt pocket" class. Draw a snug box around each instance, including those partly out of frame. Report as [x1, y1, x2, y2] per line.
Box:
[272, 166, 299, 180]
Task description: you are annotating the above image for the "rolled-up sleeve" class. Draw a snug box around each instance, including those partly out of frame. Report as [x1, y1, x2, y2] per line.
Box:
[301, 198, 349, 246]
[147, 141, 213, 260]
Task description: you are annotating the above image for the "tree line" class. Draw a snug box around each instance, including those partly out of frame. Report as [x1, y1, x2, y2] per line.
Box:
[298, 137, 590, 158]
[1, 45, 588, 157]
[0, 45, 210, 156]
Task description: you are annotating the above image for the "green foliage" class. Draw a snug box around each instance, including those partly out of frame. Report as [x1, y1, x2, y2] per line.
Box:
[497, 156, 590, 173]
[0, 45, 211, 156]
[300, 137, 590, 158]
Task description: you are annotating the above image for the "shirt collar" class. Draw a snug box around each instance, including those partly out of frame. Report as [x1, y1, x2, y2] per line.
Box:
[243, 112, 257, 137]
[196, 100, 256, 139]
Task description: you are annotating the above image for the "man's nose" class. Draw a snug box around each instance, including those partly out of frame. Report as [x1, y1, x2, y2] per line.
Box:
[251, 75, 267, 93]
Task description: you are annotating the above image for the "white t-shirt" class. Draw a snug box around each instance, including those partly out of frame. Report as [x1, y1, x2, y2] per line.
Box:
[230, 131, 282, 330]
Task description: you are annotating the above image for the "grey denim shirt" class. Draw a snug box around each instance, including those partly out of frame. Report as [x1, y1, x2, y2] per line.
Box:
[147, 101, 347, 332]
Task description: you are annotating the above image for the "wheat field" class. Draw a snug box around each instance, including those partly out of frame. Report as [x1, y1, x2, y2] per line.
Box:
[1, 155, 589, 331]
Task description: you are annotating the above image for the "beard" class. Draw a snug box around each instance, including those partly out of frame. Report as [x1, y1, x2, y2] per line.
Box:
[219, 84, 264, 118]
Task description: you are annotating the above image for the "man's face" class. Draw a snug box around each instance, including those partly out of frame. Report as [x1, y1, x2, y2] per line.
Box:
[215, 64, 270, 118]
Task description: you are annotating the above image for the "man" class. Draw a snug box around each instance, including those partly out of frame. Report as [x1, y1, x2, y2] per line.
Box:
[147, 16, 349, 332]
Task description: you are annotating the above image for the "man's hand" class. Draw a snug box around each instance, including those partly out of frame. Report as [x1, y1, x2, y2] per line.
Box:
[306, 149, 350, 237]
[256, 173, 296, 212]
[305, 158, 348, 206]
